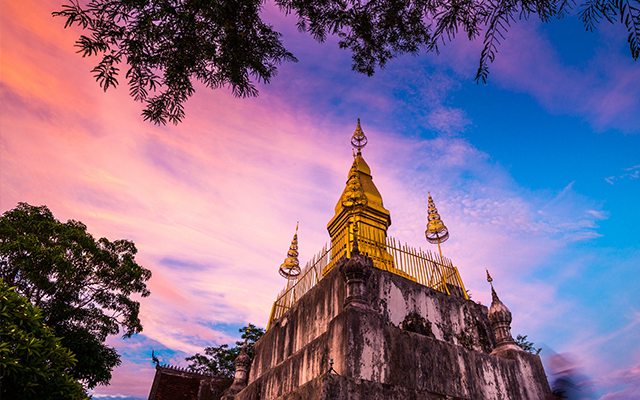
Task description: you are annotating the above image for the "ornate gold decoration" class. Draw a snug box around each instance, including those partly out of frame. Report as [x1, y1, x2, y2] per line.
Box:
[351, 118, 368, 151]
[328, 120, 390, 263]
[341, 161, 368, 210]
[267, 227, 470, 329]
[425, 193, 449, 263]
[279, 223, 301, 279]
[486, 269, 493, 285]
[425, 193, 449, 244]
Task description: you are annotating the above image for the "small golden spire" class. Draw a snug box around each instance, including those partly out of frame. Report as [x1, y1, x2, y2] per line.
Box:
[279, 223, 301, 280]
[351, 118, 368, 153]
[425, 194, 450, 245]
[486, 269, 493, 286]
[425, 193, 450, 260]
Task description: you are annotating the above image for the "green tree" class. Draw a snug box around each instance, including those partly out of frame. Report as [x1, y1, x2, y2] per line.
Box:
[515, 334, 542, 355]
[186, 324, 264, 377]
[1, 279, 88, 400]
[53, 0, 639, 125]
[0, 203, 152, 389]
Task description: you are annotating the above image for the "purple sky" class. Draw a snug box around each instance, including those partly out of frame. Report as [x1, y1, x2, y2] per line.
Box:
[1, 0, 639, 398]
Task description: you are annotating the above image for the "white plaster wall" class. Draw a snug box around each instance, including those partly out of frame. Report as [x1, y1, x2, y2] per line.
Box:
[374, 273, 491, 353]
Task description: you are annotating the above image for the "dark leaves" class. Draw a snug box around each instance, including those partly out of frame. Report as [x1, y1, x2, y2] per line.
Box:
[55, 0, 638, 123]
[92, 53, 121, 91]
[580, 0, 640, 58]
[54, 0, 297, 125]
[515, 334, 542, 354]
[186, 324, 264, 377]
[0, 203, 152, 388]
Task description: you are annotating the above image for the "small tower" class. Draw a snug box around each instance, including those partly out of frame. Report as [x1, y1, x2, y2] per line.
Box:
[486, 270, 522, 357]
[340, 235, 373, 309]
[223, 336, 252, 397]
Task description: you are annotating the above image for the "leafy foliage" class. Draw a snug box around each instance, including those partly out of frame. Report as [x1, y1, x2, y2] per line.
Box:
[186, 324, 264, 377]
[0, 279, 88, 400]
[53, 0, 297, 125]
[54, 0, 639, 124]
[515, 334, 542, 354]
[0, 203, 152, 388]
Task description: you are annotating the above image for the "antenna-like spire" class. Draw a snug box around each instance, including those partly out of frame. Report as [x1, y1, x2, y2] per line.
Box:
[425, 193, 450, 261]
[351, 118, 368, 153]
[279, 223, 301, 280]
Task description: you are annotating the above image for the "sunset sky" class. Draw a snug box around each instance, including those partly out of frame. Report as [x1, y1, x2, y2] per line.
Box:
[1, 0, 639, 398]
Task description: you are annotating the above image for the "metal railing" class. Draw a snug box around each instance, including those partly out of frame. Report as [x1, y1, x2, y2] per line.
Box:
[266, 228, 468, 330]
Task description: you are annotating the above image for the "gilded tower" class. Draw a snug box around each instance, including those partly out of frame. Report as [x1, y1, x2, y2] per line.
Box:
[325, 119, 393, 274]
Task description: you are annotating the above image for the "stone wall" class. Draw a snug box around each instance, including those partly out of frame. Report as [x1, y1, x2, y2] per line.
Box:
[344, 306, 549, 399]
[368, 268, 496, 354]
[249, 261, 346, 383]
[239, 259, 550, 400]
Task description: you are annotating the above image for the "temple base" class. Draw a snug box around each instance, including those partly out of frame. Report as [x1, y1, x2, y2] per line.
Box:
[234, 262, 550, 400]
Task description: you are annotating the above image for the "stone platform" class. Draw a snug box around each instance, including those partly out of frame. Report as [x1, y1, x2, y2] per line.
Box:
[227, 256, 550, 400]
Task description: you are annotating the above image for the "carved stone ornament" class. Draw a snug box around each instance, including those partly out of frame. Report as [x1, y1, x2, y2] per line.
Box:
[223, 341, 251, 397]
[488, 286, 522, 355]
[340, 238, 373, 308]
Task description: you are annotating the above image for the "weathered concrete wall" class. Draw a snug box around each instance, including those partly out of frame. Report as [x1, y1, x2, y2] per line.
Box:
[368, 268, 496, 354]
[237, 309, 352, 400]
[345, 306, 550, 399]
[242, 260, 550, 400]
[249, 263, 346, 384]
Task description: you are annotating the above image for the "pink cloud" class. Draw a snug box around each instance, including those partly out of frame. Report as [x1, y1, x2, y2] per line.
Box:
[1, 2, 636, 399]
[90, 358, 156, 399]
[599, 361, 640, 400]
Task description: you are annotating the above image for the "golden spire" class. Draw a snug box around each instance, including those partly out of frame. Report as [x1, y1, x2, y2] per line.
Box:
[486, 269, 493, 286]
[351, 118, 368, 153]
[332, 120, 385, 215]
[326, 120, 391, 271]
[279, 223, 301, 279]
[425, 193, 450, 260]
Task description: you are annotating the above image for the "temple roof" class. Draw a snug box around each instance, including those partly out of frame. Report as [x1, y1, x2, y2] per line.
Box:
[147, 365, 233, 400]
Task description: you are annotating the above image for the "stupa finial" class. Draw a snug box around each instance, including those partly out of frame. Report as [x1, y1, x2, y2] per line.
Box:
[487, 274, 522, 356]
[425, 193, 450, 260]
[279, 223, 301, 280]
[351, 118, 368, 153]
